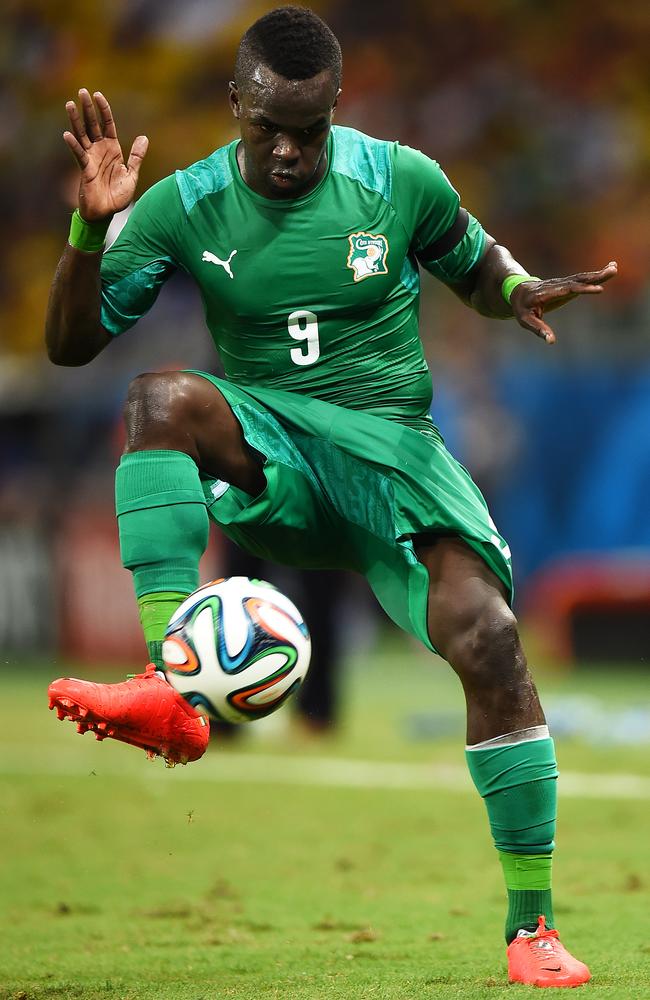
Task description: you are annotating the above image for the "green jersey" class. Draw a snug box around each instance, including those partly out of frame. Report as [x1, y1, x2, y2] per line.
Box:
[101, 125, 485, 432]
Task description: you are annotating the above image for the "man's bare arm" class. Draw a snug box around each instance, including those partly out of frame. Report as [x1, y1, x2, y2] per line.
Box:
[446, 235, 617, 343]
[45, 89, 148, 366]
[46, 244, 112, 365]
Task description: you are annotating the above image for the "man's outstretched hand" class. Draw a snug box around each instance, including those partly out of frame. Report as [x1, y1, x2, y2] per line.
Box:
[63, 89, 148, 223]
[510, 262, 618, 344]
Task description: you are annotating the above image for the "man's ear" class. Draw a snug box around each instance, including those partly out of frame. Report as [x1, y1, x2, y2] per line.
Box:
[229, 81, 240, 119]
[331, 88, 341, 118]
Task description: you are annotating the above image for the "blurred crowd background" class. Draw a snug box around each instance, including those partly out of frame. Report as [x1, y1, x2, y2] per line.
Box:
[1, 0, 649, 667]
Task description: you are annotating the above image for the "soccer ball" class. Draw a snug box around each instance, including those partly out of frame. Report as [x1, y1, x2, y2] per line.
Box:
[162, 577, 311, 723]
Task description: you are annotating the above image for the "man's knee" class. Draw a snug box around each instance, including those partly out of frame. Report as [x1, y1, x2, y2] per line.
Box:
[124, 371, 201, 436]
[123, 371, 231, 463]
[123, 372, 265, 494]
[442, 598, 524, 687]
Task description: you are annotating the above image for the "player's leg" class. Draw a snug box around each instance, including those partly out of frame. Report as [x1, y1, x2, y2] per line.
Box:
[117, 371, 266, 668]
[49, 371, 267, 764]
[417, 537, 589, 986]
[417, 536, 543, 744]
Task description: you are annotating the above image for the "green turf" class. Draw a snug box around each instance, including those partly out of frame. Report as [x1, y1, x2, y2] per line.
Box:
[1, 633, 649, 999]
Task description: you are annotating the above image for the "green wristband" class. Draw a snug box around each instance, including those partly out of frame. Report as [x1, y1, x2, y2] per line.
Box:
[501, 273, 541, 304]
[68, 209, 110, 253]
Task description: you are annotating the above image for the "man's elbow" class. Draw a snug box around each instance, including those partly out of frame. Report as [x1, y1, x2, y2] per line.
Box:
[47, 345, 93, 366]
[45, 334, 85, 366]
[45, 325, 111, 366]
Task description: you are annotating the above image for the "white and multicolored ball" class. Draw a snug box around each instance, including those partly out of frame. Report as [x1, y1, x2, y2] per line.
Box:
[162, 577, 311, 723]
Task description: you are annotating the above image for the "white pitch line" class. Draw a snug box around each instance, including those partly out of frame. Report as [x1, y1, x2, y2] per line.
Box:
[0, 746, 649, 800]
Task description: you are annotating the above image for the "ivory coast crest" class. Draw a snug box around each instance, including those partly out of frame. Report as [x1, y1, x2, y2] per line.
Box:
[346, 231, 389, 282]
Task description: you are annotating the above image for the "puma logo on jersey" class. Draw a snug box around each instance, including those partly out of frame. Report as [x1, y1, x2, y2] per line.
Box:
[202, 249, 237, 279]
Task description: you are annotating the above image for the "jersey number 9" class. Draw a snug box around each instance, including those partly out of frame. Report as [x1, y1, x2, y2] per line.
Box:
[288, 310, 320, 367]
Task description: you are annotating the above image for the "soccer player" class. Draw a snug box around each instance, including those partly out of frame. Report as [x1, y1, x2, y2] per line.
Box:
[45, 6, 616, 987]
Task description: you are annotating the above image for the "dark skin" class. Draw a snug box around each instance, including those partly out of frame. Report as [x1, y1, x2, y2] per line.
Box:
[46, 71, 617, 742]
[229, 65, 339, 199]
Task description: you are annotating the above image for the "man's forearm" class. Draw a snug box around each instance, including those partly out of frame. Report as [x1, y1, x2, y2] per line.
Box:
[45, 243, 112, 366]
[467, 241, 533, 319]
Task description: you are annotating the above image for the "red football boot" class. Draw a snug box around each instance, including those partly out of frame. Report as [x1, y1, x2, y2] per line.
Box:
[48, 664, 209, 766]
[507, 915, 591, 988]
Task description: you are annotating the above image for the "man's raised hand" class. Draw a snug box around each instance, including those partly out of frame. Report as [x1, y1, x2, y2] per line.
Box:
[510, 262, 618, 344]
[63, 89, 148, 223]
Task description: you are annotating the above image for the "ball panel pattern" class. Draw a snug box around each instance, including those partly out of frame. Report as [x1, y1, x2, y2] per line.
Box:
[163, 577, 311, 723]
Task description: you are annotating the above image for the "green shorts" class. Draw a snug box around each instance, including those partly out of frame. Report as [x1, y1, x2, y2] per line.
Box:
[191, 373, 513, 654]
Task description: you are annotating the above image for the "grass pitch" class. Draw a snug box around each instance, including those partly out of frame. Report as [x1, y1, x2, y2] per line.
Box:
[1, 634, 649, 999]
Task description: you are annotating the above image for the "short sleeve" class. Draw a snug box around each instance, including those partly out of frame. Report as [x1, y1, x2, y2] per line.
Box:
[100, 175, 184, 336]
[390, 143, 486, 283]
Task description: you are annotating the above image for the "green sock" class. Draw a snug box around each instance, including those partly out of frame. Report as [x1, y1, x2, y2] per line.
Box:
[466, 734, 558, 943]
[499, 852, 553, 941]
[115, 450, 209, 666]
[138, 591, 189, 669]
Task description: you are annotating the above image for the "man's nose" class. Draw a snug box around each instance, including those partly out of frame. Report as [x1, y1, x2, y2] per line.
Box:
[273, 136, 300, 162]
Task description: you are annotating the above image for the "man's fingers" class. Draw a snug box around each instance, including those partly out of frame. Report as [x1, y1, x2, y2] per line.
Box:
[546, 282, 604, 297]
[127, 135, 149, 176]
[79, 88, 102, 141]
[530, 277, 603, 300]
[65, 101, 92, 149]
[63, 130, 89, 169]
[532, 263, 618, 295]
[93, 92, 118, 140]
[518, 310, 556, 345]
[529, 282, 603, 311]
[552, 262, 618, 285]
[577, 261, 618, 282]
[589, 262, 617, 284]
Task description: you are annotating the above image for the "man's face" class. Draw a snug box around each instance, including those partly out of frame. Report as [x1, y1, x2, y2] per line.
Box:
[230, 65, 339, 199]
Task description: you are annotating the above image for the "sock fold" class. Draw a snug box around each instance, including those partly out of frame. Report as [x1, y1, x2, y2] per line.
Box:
[116, 450, 209, 599]
[466, 737, 558, 853]
[466, 734, 558, 941]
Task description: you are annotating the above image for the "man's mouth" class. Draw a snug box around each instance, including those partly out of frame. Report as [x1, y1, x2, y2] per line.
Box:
[270, 171, 300, 188]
